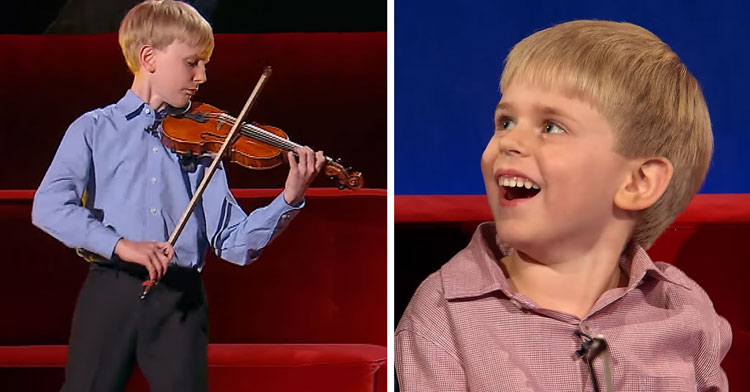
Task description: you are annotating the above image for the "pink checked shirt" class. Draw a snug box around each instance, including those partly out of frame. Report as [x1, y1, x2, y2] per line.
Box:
[396, 222, 731, 391]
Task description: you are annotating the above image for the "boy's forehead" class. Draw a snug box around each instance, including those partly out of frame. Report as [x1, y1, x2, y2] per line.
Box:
[495, 83, 611, 130]
[498, 79, 601, 115]
[166, 39, 212, 60]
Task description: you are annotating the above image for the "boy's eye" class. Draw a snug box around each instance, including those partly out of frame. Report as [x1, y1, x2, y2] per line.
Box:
[496, 117, 516, 131]
[543, 122, 565, 134]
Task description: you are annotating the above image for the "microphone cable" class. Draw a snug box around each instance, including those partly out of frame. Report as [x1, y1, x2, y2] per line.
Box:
[575, 330, 613, 392]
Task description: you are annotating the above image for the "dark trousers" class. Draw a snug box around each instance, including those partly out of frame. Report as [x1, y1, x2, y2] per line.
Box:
[62, 261, 208, 392]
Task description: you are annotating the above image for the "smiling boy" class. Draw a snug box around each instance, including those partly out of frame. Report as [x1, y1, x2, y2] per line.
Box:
[32, 1, 324, 390]
[396, 20, 731, 391]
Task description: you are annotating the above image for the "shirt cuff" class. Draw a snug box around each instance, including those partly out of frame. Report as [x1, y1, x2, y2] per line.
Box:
[85, 227, 123, 259]
[269, 192, 303, 236]
[277, 192, 305, 210]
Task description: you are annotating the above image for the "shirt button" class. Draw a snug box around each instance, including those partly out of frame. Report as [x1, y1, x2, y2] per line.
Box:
[510, 298, 522, 309]
[145, 108, 151, 114]
[151, 177, 157, 183]
[150, 208, 157, 214]
[152, 147, 159, 153]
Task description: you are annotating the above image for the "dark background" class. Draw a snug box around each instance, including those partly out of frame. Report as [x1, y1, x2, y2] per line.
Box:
[2, 0, 384, 34]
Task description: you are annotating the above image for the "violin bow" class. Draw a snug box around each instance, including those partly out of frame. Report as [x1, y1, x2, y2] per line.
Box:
[140, 66, 273, 299]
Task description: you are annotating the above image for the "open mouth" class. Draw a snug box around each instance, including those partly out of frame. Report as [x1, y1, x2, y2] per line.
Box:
[498, 175, 541, 201]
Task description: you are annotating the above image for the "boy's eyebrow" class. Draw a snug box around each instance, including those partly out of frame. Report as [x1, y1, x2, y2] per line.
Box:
[186, 56, 210, 64]
[495, 102, 512, 113]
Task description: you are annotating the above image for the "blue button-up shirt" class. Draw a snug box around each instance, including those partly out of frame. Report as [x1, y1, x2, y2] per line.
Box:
[32, 90, 301, 269]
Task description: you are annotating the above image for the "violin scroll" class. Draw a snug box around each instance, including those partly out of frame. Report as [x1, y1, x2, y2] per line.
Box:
[325, 158, 363, 190]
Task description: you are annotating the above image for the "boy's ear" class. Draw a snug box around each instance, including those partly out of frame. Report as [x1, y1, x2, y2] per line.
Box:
[139, 45, 157, 73]
[614, 157, 673, 211]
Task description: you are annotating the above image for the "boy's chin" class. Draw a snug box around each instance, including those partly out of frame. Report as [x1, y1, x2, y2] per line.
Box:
[493, 221, 538, 252]
[166, 98, 190, 109]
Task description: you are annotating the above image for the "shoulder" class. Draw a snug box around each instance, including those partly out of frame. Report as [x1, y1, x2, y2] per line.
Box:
[398, 222, 505, 335]
[77, 104, 118, 127]
[652, 262, 717, 307]
[651, 262, 733, 389]
[651, 262, 732, 349]
[396, 269, 462, 354]
[396, 270, 468, 388]
[397, 270, 448, 335]
[650, 261, 728, 324]
[65, 104, 117, 137]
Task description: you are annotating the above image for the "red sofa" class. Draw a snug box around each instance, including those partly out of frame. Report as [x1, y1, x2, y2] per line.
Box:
[395, 194, 750, 391]
[0, 32, 385, 391]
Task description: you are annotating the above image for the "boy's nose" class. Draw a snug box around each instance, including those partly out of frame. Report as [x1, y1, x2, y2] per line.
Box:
[194, 65, 207, 84]
[497, 126, 531, 156]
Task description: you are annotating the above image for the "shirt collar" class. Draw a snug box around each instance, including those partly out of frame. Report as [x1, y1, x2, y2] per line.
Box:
[622, 243, 692, 290]
[441, 222, 514, 300]
[441, 222, 691, 300]
[116, 90, 149, 121]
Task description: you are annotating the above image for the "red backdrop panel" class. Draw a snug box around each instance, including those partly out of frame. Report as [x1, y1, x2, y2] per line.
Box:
[0, 33, 385, 190]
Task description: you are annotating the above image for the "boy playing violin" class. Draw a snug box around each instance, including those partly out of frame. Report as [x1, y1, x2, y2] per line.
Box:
[32, 1, 324, 390]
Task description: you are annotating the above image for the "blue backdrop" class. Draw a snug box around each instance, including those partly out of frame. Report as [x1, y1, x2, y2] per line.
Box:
[395, 0, 750, 195]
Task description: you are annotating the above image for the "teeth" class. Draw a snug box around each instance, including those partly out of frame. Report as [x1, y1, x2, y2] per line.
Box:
[497, 175, 540, 190]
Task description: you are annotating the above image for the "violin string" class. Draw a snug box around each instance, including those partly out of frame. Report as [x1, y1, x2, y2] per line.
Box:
[206, 112, 325, 160]
[243, 124, 301, 151]
[212, 113, 297, 150]
[214, 113, 301, 151]
[196, 112, 348, 177]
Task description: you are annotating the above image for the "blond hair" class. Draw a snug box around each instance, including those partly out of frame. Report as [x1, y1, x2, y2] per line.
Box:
[118, 0, 214, 73]
[500, 20, 712, 248]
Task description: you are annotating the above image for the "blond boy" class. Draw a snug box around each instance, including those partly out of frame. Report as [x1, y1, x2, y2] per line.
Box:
[396, 20, 731, 391]
[32, 1, 324, 390]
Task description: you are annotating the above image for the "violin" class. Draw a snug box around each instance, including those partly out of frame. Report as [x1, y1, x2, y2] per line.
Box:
[160, 101, 363, 190]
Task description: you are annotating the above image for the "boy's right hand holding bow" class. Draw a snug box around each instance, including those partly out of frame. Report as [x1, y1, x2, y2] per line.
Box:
[114, 239, 174, 282]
